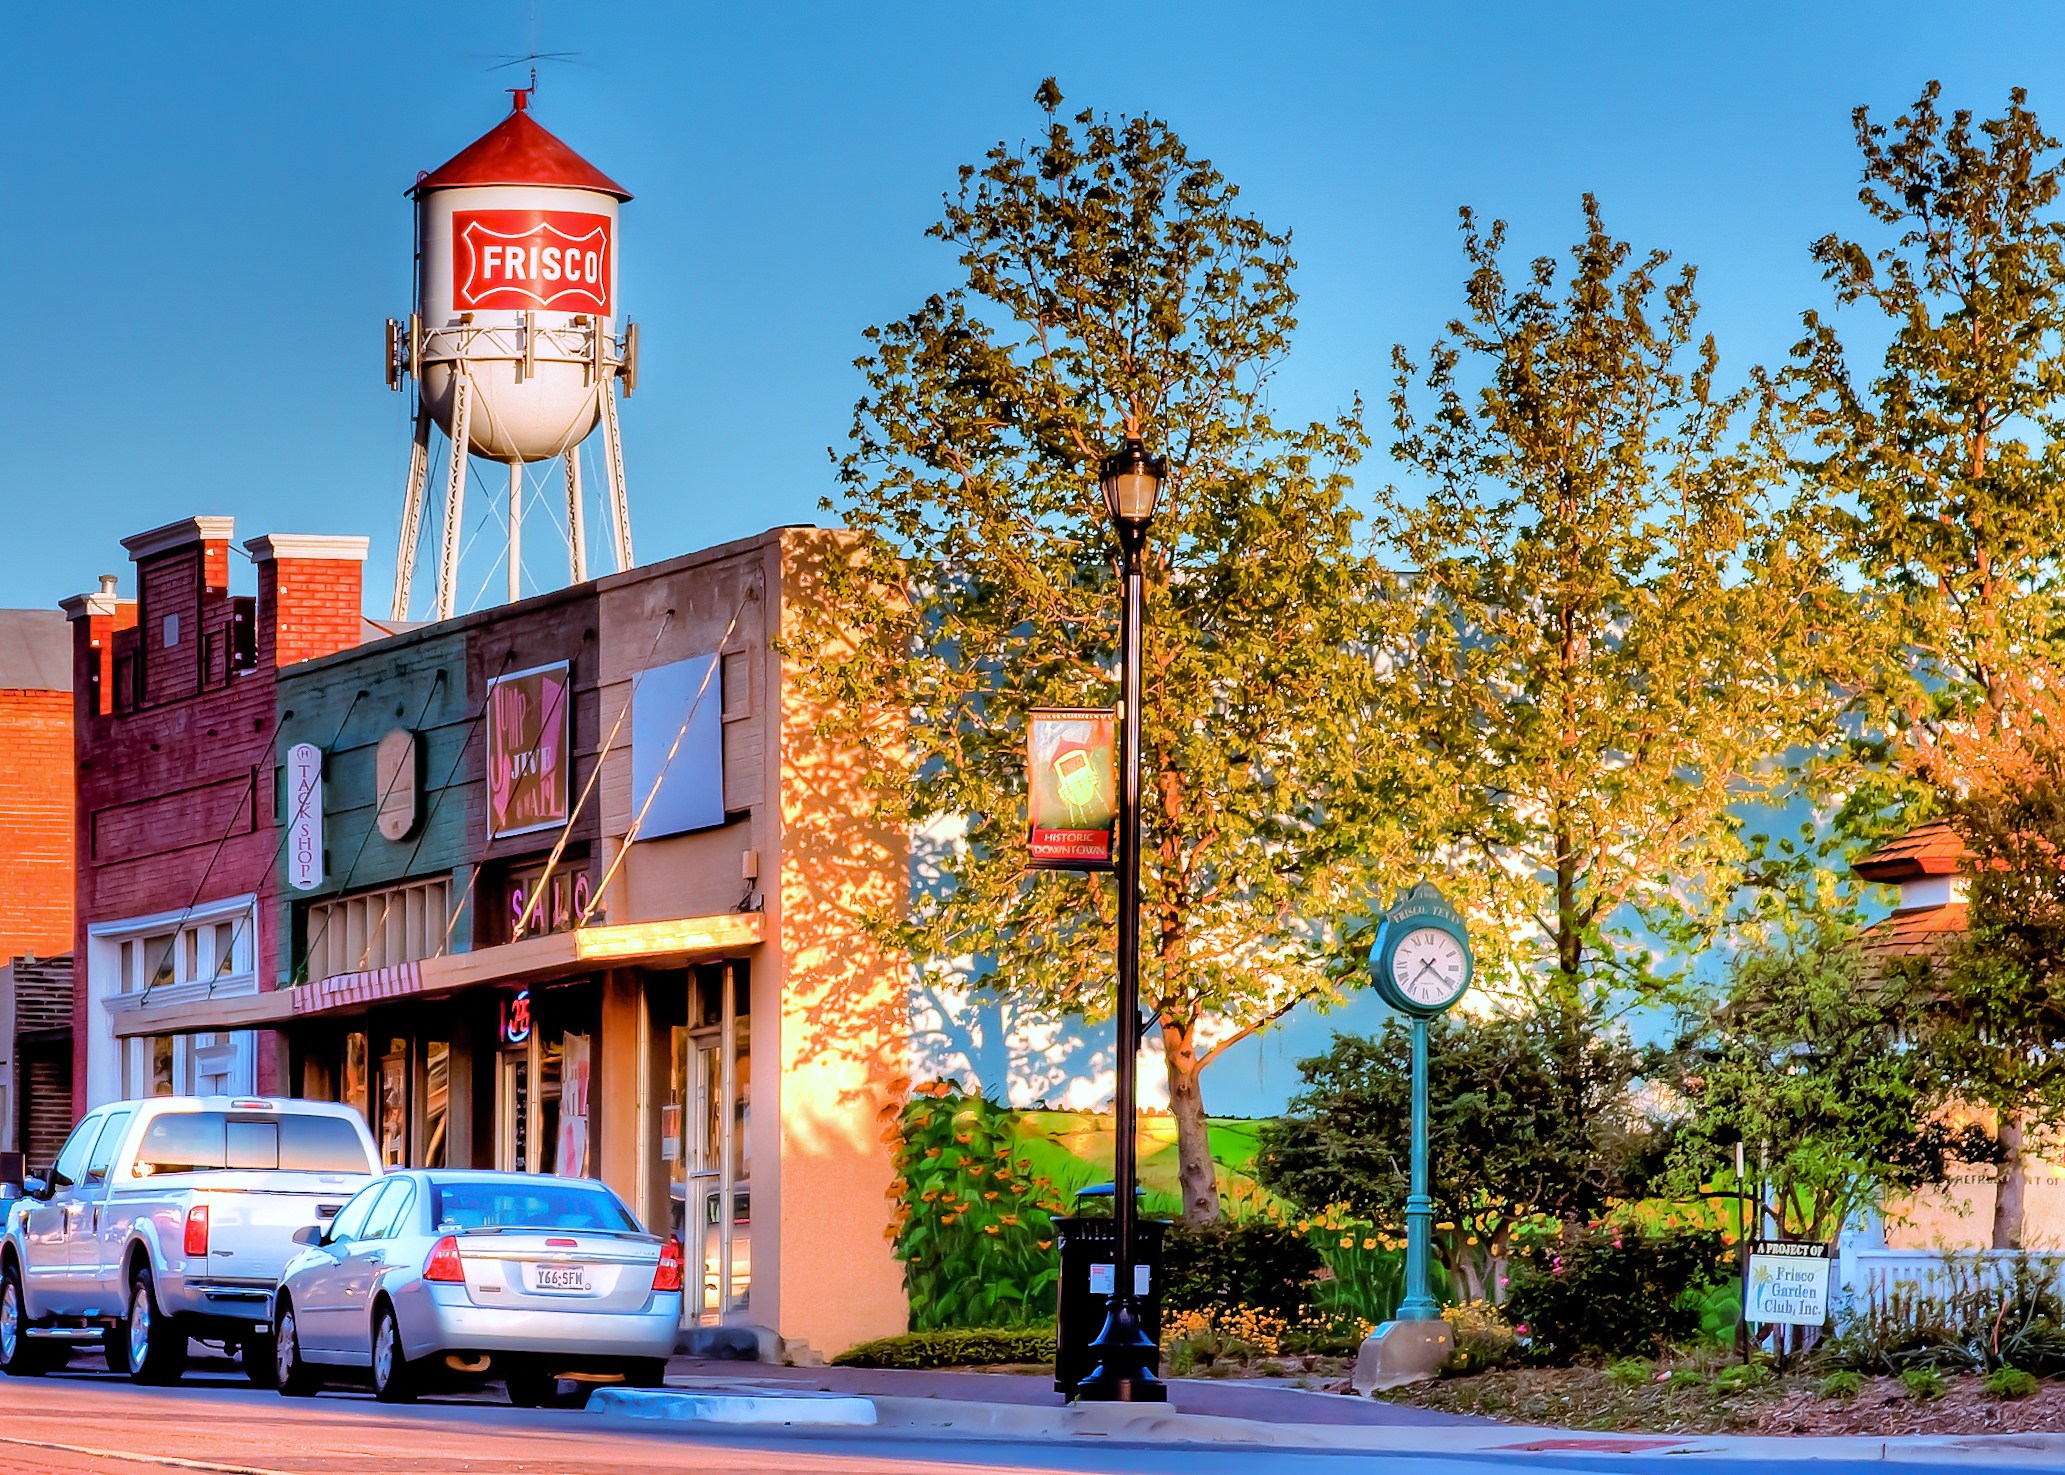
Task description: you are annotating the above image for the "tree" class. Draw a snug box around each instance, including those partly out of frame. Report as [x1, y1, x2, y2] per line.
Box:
[1254, 1015, 1670, 1302]
[1379, 198, 1833, 1017]
[1924, 672, 2065, 1244]
[1661, 930, 1979, 1247]
[801, 84, 1416, 1224]
[1790, 84, 2065, 1245]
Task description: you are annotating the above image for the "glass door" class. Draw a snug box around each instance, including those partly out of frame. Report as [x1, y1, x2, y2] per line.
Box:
[498, 1049, 532, 1173]
[680, 963, 749, 1324]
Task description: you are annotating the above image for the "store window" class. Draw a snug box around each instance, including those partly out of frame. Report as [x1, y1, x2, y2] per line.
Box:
[111, 906, 258, 1100]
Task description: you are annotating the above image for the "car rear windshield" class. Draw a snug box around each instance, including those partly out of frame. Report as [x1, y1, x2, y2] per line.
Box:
[133, 1112, 375, 1175]
[430, 1181, 639, 1233]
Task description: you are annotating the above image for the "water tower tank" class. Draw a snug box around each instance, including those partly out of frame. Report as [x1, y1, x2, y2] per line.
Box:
[387, 91, 638, 620]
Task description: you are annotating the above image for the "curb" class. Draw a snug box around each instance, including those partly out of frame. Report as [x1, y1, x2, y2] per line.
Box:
[587, 1387, 878, 1427]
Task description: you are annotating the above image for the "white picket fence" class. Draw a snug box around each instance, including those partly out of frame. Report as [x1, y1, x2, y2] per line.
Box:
[1836, 1245, 2065, 1314]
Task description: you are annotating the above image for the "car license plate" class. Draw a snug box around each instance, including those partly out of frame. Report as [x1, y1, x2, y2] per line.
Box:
[530, 1263, 590, 1293]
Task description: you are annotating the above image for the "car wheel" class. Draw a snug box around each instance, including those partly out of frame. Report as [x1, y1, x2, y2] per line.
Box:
[0, 1261, 51, 1377]
[242, 1325, 278, 1388]
[273, 1304, 319, 1398]
[126, 1265, 188, 1386]
[370, 1305, 416, 1404]
[504, 1368, 557, 1407]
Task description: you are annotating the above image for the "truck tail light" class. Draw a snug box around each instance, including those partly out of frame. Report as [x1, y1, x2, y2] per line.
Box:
[653, 1236, 683, 1292]
[184, 1206, 209, 1258]
[423, 1234, 465, 1284]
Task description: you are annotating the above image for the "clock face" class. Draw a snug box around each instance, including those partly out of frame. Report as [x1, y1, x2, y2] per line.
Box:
[1389, 926, 1468, 1009]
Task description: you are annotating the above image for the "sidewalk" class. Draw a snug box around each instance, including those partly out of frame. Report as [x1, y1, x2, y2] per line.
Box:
[648, 1359, 2065, 1463]
[663, 1358, 1475, 1427]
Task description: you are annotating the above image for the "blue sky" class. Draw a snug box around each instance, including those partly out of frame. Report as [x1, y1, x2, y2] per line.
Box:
[4, 2, 2054, 1109]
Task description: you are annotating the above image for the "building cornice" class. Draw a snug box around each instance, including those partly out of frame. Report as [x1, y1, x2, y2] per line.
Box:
[243, 534, 370, 564]
[121, 517, 236, 561]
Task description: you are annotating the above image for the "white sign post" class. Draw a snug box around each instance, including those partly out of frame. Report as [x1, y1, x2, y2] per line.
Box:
[1744, 1240, 1833, 1327]
[286, 742, 324, 892]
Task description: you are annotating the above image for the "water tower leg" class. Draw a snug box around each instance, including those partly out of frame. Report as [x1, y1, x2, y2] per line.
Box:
[392, 408, 432, 621]
[436, 374, 473, 621]
[508, 461, 524, 605]
[564, 448, 588, 584]
[602, 379, 634, 572]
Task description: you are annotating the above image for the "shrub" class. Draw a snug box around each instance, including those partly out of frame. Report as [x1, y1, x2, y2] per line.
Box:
[1901, 1366, 1948, 1400]
[1443, 1300, 1518, 1375]
[1822, 1254, 2065, 1376]
[1984, 1365, 2040, 1400]
[1162, 1218, 1322, 1323]
[1714, 1362, 1772, 1395]
[1282, 1311, 1376, 1358]
[1502, 1223, 1729, 1364]
[833, 1327, 1057, 1369]
[1605, 1358, 1654, 1388]
[1163, 1305, 1291, 1374]
[1817, 1369, 1863, 1400]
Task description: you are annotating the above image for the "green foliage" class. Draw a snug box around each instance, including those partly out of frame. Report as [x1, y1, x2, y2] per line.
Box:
[890, 1088, 1074, 1329]
[1986, 1365, 2042, 1400]
[1900, 1366, 1949, 1400]
[1714, 1361, 1772, 1394]
[1817, 1369, 1863, 1399]
[1604, 1358, 1654, 1388]
[809, 81, 1415, 1224]
[833, 1328, 1057, 1369]
[1503, 1224, 1729, 1364]
[1257, 1016, 1670, 1299]
[1305, 1216, 1416, 1324]
[1442, 1301, 1519, 1375]
[1381, 196, 1829, 1009]
[1663, 930, 1974, 1245]
[1821, 1254, 2065, 1375]
[1160, 1217, 1320, 1322]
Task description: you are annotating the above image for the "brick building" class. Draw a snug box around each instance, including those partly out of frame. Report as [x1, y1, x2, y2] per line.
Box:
[0, 610, 74, 962]
[107, 526, 909, 1361]
[64, 519, 375, 1114]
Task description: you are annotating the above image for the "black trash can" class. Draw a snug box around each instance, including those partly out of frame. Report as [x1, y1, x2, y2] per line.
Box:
[1052, 1202, 1167, 1397]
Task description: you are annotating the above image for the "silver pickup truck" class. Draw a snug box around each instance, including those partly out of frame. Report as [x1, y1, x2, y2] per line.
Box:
[1, 1095, 380, 1385]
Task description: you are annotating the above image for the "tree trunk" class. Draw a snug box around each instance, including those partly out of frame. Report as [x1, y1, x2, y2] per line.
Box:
[1993, 1111, 2029, 1250]
[1160, 1018, 1221, 1226]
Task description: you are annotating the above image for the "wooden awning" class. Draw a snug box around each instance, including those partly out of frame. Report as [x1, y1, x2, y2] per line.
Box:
[111, 913, 763, 1038]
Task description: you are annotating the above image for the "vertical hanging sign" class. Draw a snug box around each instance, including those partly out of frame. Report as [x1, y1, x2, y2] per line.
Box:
[1027, 707, 1118, 870]
[286, 743, 324, 891]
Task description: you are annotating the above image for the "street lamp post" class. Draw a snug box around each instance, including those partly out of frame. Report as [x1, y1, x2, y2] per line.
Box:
[1076, 436, 1168, 1405]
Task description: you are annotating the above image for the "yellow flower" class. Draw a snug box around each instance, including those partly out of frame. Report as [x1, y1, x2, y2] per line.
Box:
[1297, 1220, 1310, 1232]
[1362, 1237, 1378, 1251]
[984, 1224, 1001, 1235]
[1340, 1236, 1354, 1248]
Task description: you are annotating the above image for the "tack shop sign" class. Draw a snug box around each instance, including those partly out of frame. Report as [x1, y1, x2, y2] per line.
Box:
[1743, 1239, 1834, 1327]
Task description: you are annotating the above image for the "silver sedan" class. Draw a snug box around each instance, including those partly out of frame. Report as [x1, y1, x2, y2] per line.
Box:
[271, 1170, 682, 1406]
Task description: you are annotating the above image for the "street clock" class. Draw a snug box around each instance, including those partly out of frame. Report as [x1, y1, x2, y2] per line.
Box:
[1370, 882, 1472, 1017]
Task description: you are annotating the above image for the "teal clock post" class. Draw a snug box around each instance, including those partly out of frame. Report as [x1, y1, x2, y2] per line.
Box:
[1355, 882, 1472, 1388]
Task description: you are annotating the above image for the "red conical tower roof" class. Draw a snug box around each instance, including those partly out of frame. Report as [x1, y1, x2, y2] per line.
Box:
[411, 91, 631, 201]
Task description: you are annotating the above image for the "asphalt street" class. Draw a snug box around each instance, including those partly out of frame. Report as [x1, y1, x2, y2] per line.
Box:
[0, 1362, 2059, 1475]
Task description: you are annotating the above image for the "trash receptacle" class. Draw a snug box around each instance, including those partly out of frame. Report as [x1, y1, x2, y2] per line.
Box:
[1053, 1190, 1167, 1397]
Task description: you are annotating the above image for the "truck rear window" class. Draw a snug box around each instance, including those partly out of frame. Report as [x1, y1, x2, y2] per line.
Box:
[134, 1112, 373, 1175]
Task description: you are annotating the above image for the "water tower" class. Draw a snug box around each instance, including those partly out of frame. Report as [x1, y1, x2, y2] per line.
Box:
[387, 90, 638, 620]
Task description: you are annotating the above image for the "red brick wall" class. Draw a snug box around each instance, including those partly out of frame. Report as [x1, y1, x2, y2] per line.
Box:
[0, 689, 72, 960]
[261, 558, 365, 668]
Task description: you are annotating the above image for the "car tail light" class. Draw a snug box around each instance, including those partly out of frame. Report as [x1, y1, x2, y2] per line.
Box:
[653, 1236, 683, 1292]
[423, 1234, 465, 1283]
[183, 1206, 209, 1258]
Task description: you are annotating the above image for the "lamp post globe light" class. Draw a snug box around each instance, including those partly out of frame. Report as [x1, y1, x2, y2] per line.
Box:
[1076, 436, 1169, 1404]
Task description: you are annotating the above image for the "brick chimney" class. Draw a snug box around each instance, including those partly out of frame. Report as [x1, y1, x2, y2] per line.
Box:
[116, 516, 235, 707]
[244, 535, 370, 669]
[58, 574, 133, 719]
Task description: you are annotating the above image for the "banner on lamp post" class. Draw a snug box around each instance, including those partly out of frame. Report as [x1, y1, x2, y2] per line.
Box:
[1027, 707, 1118, 871]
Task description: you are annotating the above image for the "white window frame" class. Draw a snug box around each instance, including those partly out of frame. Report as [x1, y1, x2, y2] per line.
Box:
[88, 895, 260, 1107]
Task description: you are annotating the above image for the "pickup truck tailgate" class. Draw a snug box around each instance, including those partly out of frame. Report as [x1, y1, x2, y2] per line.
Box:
[147, 1171, 371, 1282]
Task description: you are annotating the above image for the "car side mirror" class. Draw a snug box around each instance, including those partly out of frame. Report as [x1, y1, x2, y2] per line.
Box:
[292, 1224, 322, 1247]
[22, 1176, 51, 1201]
